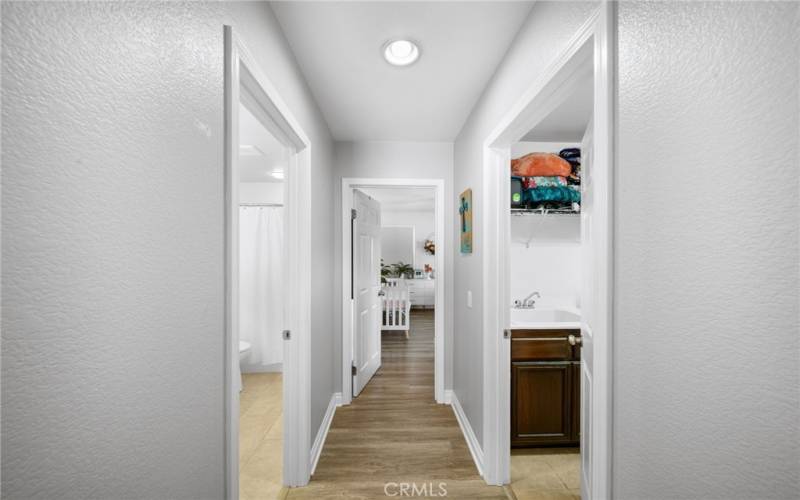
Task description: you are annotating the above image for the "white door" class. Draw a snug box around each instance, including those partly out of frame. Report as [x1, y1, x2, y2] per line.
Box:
[352, 189, 382, 397]
[579, 117, 595, 499]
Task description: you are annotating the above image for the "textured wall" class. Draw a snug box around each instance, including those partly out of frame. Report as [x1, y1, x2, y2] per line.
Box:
[614, 2, 800, 498]
[1, 2, 335, 498]
[452, 1, 599, 447]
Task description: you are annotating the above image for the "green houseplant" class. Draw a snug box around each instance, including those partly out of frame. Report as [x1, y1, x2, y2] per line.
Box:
[392, 262, 414, 279]
[381, 260, 414, 282]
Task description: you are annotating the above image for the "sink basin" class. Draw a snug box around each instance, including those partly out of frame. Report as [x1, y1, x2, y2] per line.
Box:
[510, 308, 581, 329]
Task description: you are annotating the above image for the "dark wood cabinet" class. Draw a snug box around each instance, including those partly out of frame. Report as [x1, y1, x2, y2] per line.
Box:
[511, 329, 581, 447]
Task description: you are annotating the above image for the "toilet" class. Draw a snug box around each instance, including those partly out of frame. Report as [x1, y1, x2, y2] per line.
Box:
[239, 340, 252, 359]
[238, 340, 252, 392]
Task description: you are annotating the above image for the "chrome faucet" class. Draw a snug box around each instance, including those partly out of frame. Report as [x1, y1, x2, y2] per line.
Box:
[514, 291, 540, 309]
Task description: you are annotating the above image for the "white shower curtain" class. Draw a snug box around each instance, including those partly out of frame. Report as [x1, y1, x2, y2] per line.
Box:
[239, 206, 284, 370]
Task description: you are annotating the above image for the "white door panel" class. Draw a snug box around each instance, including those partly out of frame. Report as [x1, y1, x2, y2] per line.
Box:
[580, 117, 595, 499]
[353, 190, 381, 397]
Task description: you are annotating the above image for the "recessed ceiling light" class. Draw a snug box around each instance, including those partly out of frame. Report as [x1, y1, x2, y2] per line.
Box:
[382, 39, 420, 67]
[270, 169, 285, 180]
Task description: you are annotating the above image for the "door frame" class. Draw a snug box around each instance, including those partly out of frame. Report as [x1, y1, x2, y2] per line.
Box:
[341, 178, 446, 405]
[479, 4, 615, 498]
[224, 26, 312, 497]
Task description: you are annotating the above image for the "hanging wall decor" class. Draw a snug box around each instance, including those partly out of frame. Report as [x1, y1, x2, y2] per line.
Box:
[459, 188, 473, 254]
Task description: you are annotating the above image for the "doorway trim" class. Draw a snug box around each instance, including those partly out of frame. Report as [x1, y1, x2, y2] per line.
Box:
[224, 26, 312, 498]
[479, 4, 614, 498]
[341, 178, 446, 405]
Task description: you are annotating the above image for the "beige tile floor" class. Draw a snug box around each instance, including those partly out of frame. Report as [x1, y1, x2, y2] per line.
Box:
[239, 372, 285, 500]
[509, 448, 580, 500]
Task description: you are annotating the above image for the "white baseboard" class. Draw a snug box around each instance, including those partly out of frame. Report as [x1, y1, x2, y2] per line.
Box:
[309, 392, 341, 475]
[448, 390, 484, 477]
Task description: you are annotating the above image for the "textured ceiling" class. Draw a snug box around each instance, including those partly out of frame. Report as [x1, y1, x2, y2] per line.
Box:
[271, 1, 534, 141]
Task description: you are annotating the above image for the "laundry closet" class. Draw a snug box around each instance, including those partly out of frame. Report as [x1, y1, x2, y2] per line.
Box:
[504, 68, 593, 493]
[508, 140, 584, 448]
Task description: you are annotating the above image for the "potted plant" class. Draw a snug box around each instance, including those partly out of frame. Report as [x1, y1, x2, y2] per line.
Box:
[381, 260, 414, 282]
[393, 262, 414, 280]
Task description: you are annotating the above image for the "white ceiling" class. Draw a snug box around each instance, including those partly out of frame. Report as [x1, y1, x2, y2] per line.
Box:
[359, 187, 435, 212]
[271, 1, 534, 141]
[239, 103, 286, 183]
[520, 74, 593, 142]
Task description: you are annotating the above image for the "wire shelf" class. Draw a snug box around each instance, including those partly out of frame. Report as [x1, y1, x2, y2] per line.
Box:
[511, 206, 580, 216]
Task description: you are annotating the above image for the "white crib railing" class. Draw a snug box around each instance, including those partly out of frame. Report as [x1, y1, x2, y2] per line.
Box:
[381, 279, 411, 337]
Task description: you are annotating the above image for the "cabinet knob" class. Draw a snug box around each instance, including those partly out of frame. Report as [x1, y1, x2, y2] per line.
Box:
[568, 334, 583, 346]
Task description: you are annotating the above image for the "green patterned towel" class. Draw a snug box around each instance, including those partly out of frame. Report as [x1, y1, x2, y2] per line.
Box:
[525, 186, 581, 204]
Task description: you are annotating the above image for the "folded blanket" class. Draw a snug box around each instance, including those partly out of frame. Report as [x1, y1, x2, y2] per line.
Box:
[526, 186, 581, 204]
[511, 153, 572, 177]
[522, 176, 567, 189]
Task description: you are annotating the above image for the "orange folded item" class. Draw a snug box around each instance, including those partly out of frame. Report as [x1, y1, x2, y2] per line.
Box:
[510, 153, 572, 177]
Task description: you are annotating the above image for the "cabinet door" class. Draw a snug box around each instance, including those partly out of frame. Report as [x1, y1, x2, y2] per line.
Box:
[511, 361, 573, 446]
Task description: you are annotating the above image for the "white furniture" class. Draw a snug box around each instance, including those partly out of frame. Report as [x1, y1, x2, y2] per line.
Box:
[381, 279, 411, 337]
[408, 278, 435, 308]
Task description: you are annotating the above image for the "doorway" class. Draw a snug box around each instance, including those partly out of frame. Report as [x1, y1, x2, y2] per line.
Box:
[224, 26, 313, 498]
[237, 100, 287, 500]
[340, 179, 446, 406]
[480, 6, 614, 500]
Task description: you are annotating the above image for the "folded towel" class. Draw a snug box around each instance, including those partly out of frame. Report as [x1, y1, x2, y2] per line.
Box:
[511, 153, 572, 177]
[526, 186, 581, 204]
[522, 176, 567, 189]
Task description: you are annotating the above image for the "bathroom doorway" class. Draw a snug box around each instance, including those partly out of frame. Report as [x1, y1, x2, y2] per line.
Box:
[224, 26, 313, 498]
[237, 100, 287, 499]
[480, 6, 614, 500]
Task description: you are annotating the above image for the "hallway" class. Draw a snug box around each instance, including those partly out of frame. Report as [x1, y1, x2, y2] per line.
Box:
[288, 310, 506, 499]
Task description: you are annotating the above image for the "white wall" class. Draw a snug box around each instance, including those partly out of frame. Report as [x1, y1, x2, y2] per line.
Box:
[614, 2, 799, 498]
[239, 182, 283, 205]
[334, 141, 454, 389]
[1, 2, 335, 497]
[381, 209, 436, 272]
[511, 141, 580, 159]
[509, 217, 580, 309]
[452, 1, 599, 448]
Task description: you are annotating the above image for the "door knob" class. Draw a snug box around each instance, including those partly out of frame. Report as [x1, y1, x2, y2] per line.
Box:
[378, 290, 386, 297]
[568, 334, 582, 346]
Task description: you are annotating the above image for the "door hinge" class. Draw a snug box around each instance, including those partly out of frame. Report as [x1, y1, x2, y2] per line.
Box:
[503, 329, 511, 339]
[351, 208, 358, 220]
[351, 364, 357, 376]
[282, 330, 291, 340]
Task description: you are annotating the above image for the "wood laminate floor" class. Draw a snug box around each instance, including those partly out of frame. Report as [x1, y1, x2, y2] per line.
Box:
[288, 310, 507, 500]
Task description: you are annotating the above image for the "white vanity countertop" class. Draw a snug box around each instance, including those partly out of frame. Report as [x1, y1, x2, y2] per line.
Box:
[510, 307, 581, 330]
